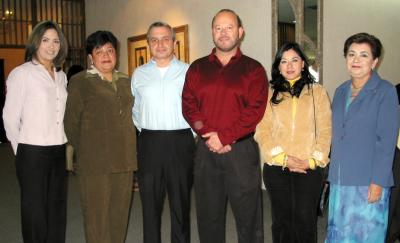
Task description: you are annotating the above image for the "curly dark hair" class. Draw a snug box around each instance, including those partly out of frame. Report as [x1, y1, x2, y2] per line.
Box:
[270, 42, 315, 104]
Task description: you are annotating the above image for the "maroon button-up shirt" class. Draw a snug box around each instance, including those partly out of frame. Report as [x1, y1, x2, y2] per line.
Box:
[182, 48, 268, 145]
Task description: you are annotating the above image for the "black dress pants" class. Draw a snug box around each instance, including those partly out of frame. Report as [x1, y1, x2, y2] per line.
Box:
[137, 129, 195, 243]
[194, 137, 263, 243]
[386, 148, 400, 243]
[15, 143, 67, 243]
[263, 164, 323, 243]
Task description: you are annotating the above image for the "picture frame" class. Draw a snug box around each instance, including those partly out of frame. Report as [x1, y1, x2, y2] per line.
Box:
[127, 24, 189, 75]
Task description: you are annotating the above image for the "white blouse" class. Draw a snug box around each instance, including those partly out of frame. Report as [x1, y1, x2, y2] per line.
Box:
[2, 61, 68, 154]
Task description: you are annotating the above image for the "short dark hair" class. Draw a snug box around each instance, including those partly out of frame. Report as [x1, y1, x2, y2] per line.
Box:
[270, 42, 314, 104]
[146, 22, 176, 41]
[343, 32, 382, 59]
[212, 9, 243, 28]
[25, 20, 68, 69]
[85, 31, 118, 55]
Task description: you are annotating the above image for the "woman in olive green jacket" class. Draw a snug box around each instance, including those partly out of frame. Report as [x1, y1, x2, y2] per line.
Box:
[64, 31, 137, 243]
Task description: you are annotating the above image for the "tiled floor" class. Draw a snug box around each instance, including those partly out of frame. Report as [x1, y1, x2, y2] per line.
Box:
[0, 143, 329, 243]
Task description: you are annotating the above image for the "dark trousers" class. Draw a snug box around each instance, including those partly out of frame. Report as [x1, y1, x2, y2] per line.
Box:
[194, 137, 263, 243]
[386, 148, 400, 243]
[78, 172, 133, 243]
[137, 129, 195, 243]
[263, 164, 323, 243]
[15, 143, 67, 243]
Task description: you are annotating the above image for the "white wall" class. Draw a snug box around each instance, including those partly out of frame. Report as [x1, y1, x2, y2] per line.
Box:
[323, 0, 400, 96]
[85, 0, 271, 77]
[86, 0, 400, 96]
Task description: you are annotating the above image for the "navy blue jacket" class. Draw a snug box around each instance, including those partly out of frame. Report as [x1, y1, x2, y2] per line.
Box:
[328, 72, 399, 187]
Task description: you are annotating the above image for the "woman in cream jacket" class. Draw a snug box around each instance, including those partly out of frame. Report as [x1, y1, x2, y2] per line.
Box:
[255, 42, 331, 243]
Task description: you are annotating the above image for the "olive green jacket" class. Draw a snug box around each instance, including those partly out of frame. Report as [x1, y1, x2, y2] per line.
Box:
[64, 70, 137, 175]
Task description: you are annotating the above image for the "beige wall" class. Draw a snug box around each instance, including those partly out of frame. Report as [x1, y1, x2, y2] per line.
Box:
[85, 0, 271, 77]
[86, 0, 400, 96]
[323, 0, 400, 96]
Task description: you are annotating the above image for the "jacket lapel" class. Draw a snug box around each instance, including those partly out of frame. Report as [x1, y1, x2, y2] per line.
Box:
[335, 81, 350, 119]
[347, 72, 380, 113]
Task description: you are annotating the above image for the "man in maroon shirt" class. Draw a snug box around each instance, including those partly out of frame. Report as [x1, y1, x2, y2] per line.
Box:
[182, 9, 268, 243]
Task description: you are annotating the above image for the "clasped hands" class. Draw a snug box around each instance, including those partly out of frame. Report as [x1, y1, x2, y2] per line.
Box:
[202, 132, 232, 154]
[286, 155, 310, 174]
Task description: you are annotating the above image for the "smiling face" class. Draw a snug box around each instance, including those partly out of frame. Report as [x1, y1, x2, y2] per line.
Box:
[148, 26, 175, 63]
[36, 28, 60, 66]
[212, 11, 243, 53]
[346, 43, 378, 82]
[89, 42, 117, 75]
[279, 49, 305, 81]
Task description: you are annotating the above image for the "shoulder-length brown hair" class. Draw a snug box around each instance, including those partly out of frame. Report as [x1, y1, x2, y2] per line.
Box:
[25, 20, 68, 70]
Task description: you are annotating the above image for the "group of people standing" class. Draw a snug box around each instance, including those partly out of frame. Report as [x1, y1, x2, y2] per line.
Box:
[2, 8, 399, 243]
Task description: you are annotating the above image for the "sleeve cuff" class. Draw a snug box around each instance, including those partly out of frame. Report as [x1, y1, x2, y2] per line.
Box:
[271, 146, 284, 157]
[308, 158, 316, 170]
[312, 150, 324, 161]
[272, 152, 287, 166]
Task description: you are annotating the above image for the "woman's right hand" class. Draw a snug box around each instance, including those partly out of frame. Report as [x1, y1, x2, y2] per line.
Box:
[286, 155, 308, 174]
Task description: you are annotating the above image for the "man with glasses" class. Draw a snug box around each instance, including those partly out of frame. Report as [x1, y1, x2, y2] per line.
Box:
[131, 21, 195, 243]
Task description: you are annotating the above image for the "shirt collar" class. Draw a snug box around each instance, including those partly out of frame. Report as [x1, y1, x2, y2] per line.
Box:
[150, 56, 177, 67]
[87, 65, 121, 82]
[208, 47, 242, 64]
[288, 76, 301, 87]
[31, 59, 56, 72]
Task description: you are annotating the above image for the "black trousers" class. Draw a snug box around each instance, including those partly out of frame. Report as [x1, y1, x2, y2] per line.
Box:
[263, 164, 323, 243]
[194, 137, 263, 243]
[15, 143, 67, 243]
[386, 148, 400, 243]
[137, 129, 195, 243]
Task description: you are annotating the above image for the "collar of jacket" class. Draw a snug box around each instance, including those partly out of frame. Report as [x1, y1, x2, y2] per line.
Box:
[338, 71, 381, 98]
[86, 66, 128, 81]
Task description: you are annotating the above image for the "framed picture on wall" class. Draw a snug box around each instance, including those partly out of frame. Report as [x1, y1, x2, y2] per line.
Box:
[127, 24, 189, 75]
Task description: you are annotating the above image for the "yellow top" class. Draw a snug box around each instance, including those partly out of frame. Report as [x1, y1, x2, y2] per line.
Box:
[288, 77, 301, 120]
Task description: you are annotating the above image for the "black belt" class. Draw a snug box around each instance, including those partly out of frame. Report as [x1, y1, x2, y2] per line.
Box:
[141, 128, 191, 134]
[236, 132, 255, 142]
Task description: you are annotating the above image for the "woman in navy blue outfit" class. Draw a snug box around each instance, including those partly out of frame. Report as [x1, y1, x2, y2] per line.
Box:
[326, 33, 399, 243]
